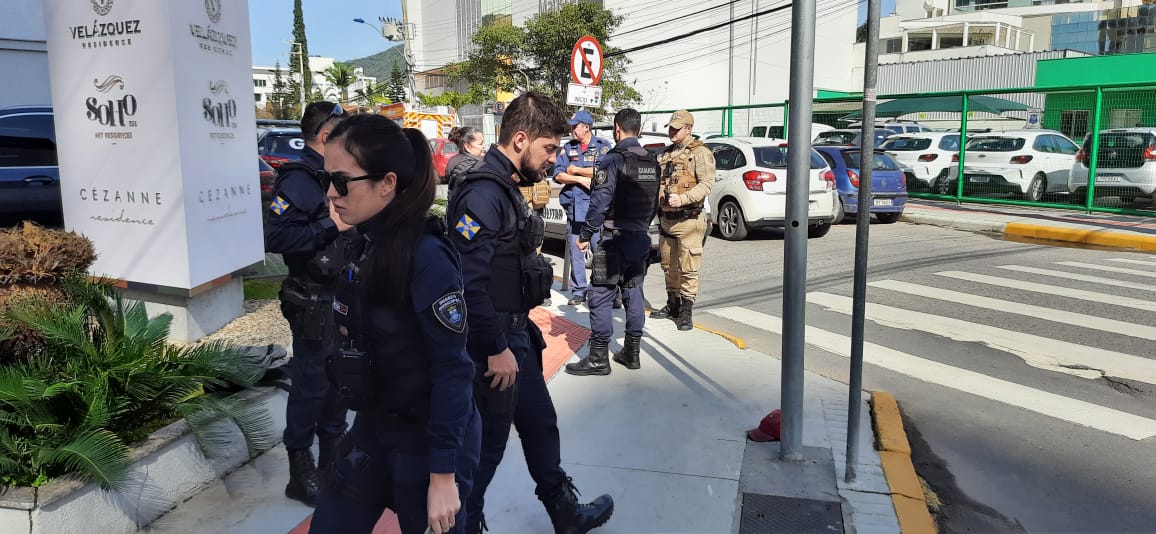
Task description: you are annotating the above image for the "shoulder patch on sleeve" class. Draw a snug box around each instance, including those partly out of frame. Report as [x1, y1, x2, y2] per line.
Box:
[594, 168, 608, 186]
[270, 196, 290, 215]
[432, 291, 467, 333]
[454, 211, 483, 240]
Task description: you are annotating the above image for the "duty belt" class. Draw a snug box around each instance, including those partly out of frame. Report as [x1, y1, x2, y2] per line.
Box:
[495, 312, 529, 332]
[661, 207, 703, 220]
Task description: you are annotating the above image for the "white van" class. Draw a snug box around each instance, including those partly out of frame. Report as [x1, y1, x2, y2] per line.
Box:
[749, 122, 834, 141]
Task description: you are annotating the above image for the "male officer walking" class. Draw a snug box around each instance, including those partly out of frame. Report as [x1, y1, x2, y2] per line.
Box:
[264, 101, 349, 507]
[447, 92, 614, 533]
[650, 110, 715, 331]
[565, 108, 659, 376]
[552, 109, 613, 306]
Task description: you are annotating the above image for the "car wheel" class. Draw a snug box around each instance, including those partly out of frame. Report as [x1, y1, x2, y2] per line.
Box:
[807, 221, 832, 238]
[1025, 173, 1046, 202]
[717, 200, 749, 241]
[937, 177, 955, 196]
[875, 212, 901, 224]
[833, 198, 845, 225]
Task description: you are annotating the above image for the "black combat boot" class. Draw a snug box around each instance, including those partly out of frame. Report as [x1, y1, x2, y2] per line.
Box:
[676, 298, 694, 331]
[316, 432, 344, 473]
[545, 478, 614, 534]
[649, 292, 680, 320]
[285, 448, 323, 507]
[564, 339, 611, 376]
[612, 334, 642, 370]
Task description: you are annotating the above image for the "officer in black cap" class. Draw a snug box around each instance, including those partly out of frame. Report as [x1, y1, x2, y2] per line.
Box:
[565, 108, 659, 376]
[264, 101, 349, 507]
[447, 92, 614, 534]
[309, 114, 480, 534]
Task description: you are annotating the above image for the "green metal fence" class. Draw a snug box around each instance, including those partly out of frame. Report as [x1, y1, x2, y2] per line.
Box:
[640, 81, 1156, 217]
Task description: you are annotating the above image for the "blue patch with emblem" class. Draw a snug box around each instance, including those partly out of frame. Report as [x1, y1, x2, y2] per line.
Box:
[455, 213, 481, 240]
[270, 196, 289, 215]
[432, 291, 467, 334]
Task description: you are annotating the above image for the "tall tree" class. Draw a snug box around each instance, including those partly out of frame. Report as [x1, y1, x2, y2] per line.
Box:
[289, 0, 313, 98]
[323, 62, 357, 104]
[354, 79, 392, 106]
[449, 3, 641, 116]
[387, 64, 407, 104]
[268, 61, 298, 120]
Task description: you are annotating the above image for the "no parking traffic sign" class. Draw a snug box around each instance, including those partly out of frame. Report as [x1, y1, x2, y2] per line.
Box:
[570, 36, 603, 86]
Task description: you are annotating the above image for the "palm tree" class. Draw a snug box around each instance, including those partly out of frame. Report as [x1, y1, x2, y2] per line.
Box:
[323, 62, 357, 105]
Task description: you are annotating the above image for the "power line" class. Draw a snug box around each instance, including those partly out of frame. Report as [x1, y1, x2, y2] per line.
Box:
[613, 0, 745, 38]
[606, 2, 795, 59]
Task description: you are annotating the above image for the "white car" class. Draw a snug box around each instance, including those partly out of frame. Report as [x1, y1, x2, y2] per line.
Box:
[880, 132, 961, 190]
[704, 137, 838, 241]
[1068, 128, 1156, 202]
[941, 130, 1079, 201]
[749, 122, 834, 141]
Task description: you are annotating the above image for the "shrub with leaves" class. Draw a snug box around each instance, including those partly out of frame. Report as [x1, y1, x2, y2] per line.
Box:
[0, 279, 275, 489]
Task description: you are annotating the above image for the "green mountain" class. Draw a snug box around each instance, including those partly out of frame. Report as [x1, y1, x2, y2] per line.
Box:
[345, 45, 406, 81]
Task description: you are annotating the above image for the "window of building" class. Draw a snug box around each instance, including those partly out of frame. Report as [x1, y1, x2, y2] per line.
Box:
[1110, 108, 1143, 129]
[254, 79, 268, 88]
[908, 35, 933, 51]
[254, 93, 262, 103]
[1060, 110, 1090, 140]
[883, 38, 903, 53]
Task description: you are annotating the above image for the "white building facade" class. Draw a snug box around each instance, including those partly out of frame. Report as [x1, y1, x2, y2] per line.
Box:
[404, 0, 860, 134]
[252, 57, 377, 109]
[2, 0, 51, 108]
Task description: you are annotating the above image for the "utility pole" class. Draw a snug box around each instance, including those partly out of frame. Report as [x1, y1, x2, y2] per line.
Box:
[727, 0, 734, 135]
[780, 0, 817, 463]
[846, 0, 882, 484]
[399, 1, 418, 103]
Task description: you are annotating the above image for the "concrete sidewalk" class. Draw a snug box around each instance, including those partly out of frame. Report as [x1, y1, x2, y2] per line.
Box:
[144, 286, 900, 534]
[902, 200, 1156, 250]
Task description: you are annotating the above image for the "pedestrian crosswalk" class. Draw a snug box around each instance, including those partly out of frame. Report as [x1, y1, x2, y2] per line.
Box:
[704, 254, 1156, 441]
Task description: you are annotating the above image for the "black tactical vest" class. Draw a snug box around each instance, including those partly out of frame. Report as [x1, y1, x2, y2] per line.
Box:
[607, 146, 661, 224]
[331, 219, 452, 420]
[451, 172, 551, 314]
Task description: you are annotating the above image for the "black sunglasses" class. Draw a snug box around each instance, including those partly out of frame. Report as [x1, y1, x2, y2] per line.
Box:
[313, 102, 345, 137]
[319, 170, 377, 196]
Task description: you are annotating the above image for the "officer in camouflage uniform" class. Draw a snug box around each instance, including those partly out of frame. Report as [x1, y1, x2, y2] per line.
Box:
[651, 110, 715, 331]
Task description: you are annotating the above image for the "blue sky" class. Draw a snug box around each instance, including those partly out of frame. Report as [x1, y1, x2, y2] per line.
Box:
[248, 0, 403, 67]
[248, 0, 899, 67]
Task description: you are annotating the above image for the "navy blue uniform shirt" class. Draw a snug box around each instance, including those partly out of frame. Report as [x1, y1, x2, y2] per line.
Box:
[264, 146, 339, 275]
[553, 136, 612, 224]
[583, 137, 651, 234]
[446, 147, 526, 361]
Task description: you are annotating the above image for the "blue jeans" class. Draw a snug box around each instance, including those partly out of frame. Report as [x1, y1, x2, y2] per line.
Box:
[567, 223, 600, 299]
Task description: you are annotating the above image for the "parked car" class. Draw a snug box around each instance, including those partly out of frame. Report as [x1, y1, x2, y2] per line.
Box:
[257, 127, 304, 169]
[1068, 128, 1156, 202]
[0, 106, 61, 218]
[259, 157, 276, 205]
[705, 137, 837, 240]
[880, 132, 960, 191]
[815, 147, 907, 224]
[749, 122, 834, 141]
[813, 128, 894, 148]
[428, 138, 460, 180]
[941, 130, 1079, 201]
[848, 120, 933, 135]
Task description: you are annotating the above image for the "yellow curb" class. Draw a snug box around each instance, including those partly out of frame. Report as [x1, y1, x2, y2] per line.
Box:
[871, 392, 912, 455]
[1005, 222, 1156, 252]
[642, 307, 749, 350]
[871, 391, 937, 534]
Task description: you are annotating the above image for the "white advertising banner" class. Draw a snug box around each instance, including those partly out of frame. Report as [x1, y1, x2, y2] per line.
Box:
[44, 0, 262, 290]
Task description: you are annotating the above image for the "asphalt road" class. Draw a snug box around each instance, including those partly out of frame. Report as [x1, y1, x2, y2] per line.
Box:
[546, 218, 1156, 533]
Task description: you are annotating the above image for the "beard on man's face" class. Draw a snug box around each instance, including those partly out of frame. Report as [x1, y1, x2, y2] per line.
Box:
[518, 152, 545, 183]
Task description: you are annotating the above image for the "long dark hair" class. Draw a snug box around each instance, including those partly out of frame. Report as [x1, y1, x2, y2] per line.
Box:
[328, 114, 436, 308]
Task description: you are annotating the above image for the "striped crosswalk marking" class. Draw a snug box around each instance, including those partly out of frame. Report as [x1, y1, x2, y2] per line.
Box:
[936, 271, 1156, 313]
[708, 306, 1156, 440]
[869, 280, 1156, 342]
[1056, 261, 1156, 279]
[996, 265, 1156, 293]
[807, 292, 1156, 385]
[1106, 258, 1156, 268]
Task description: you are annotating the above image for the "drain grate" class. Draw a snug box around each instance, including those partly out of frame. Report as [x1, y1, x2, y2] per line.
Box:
[739, 493, 844, 534]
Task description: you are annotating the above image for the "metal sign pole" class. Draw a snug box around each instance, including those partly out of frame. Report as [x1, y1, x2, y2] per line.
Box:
[846, 0, 882, 484]
[780, 0, 817, 463]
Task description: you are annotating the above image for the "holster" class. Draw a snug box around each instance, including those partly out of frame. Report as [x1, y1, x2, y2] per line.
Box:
[327, 348, 376, 412]
[520, 254, 554, 309]
[591, 237, 622, 287]
[280, 277, 333, 341]
[473, 363, 518, 417]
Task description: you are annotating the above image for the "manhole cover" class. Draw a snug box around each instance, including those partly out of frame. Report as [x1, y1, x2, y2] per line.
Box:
[739, 493, 844, 534]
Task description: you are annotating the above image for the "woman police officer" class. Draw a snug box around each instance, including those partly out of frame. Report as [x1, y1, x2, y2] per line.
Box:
[309, 114, 481, 534]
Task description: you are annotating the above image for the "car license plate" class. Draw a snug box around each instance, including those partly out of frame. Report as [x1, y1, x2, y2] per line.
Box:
[969, 176, 990, 183]
[1096, 174, 1123, 183]
[873, 198, 892, 207]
